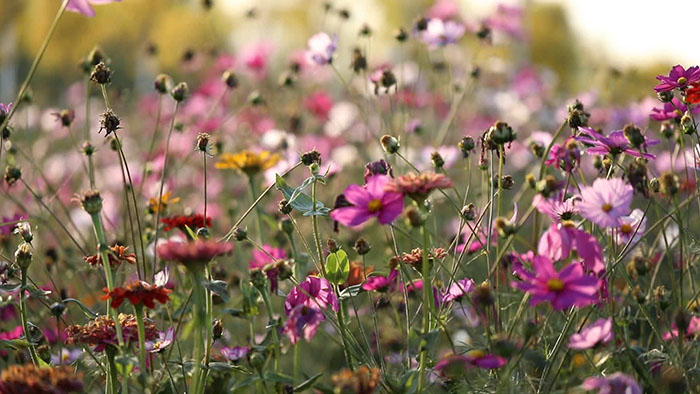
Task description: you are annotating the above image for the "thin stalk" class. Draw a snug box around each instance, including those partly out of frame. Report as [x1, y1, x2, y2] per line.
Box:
[134, 305, 147, 375]
[248, 175, 264, 243]
[311, 179, 326, 276]
[260, 288, 280, 372]
[417, 222, 433, 393]
[19, 268, 42, 366]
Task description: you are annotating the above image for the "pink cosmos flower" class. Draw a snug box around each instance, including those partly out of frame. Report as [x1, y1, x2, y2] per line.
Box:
[0, 103, 11, 119]
[306, 32, 337, 66]
[577, 178, 634, 228]
[434, 351, 507, 376]
[582, 372, 642, 394]
[284, 276, 339, 314]
[419, 18, 465, 49]
[568, 318, 613, 349]
[511, 255, 600, 310]
[534, 193, 579, 223]
[330, 175, 404, 227]
[650, 98, 700, 121]
[249, 245, 287, 292]
[145, 327, 174, 353]
[538, 224, 605, 274]
[304, 91, 334, 121]
[611, 209, 646, 245]
[575, 127, 659, 159]
[441, 278, 475, 304]
[662, 316, 700, 340]
[66, 0, 121, 17]
[654, 64, 700, 92]
[544, 138, 581, 172]
[361, 270, 398, 292]
[282, 304, 325, 344]
[220, 346, 250, 361]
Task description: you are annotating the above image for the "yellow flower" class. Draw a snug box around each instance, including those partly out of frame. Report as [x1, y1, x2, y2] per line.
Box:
[215, 150, 280, 176]
[148, 191, 180, 214]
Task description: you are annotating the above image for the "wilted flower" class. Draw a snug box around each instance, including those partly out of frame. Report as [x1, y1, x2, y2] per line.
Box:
[101, 280, 171, 309]
[65, 314, 157, 352]
[157, 239, 233, 271]
[331, 365, 381, 394]
[0, 364, 83, 393]
[511, 255, 600, 310]
[83, 244, 136, 267]
[385, 171, 453, 202]
[330, 175, 404, 227]
[568, 318, 613, 349]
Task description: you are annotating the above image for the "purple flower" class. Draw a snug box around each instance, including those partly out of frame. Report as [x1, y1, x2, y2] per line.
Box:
[282, 304, 325, 344]
[51, 348, 83, 365]
[145, 327, 174, 353]
[0, 103, 11, 120]
[582, 372, 642, 394]
[575, 127, 659, 159]
[419, 18, 465, 49]
[284, 276, 339, 314]
[544, 138, 581, 172]
[220, 346, 250, 361]
[306, 32, 337, 66]
[569, 318, 613, 349]
[66, 0, 121, 17]
[650, 98, 700, 121]
[441, 278, 475, 304]
[511, 255, 600, 310]
[330, 175, 404, 227]
[434, 351, 507, 376]
[654, 64, 700, 92]
[577, 178, 634, 228]
[538, 224, 605, 274]
[361, 270, 398, 292]
[534, 193, 579, 223]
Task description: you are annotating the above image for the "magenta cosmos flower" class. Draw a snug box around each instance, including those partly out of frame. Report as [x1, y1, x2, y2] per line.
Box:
[441, 278, 475, 304]
[306, 32, 337, 65]
[575, 127, 659, 159]
[419, 18, 466, 49]
[282, 304, 326, 344]
[66, 0, 121, 17]
[538, 223, 605, 274]
[654, 64, 700, 92]
[512, 255, 600, 310]
[650, 98, 700, 121]
[220, 346, 250, 362]
[361, 269, 398, 292]
[582, 373, 642, 394]
[569, 318, 613, 350]
[577, 178, 634, 228]
[434, 351, 507, 376]
[249, 244, 286, 292]
[330, 175, 404, 227]
[284, 276, 339, 314]
[662, 316, 700, 340]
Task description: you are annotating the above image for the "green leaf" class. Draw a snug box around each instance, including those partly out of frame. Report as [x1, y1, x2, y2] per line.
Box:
[325, 249, 349, 286]
[203, 280, 230, 303]
[275, 175, 328, 216]
[0, 283, 19, 292]
[0, 338, 30, 349]
[294, 372, 323, 392]
[264, 372, 294, 384]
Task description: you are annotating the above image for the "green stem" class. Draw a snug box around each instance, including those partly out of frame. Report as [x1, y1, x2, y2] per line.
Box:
[19, 268, 42, 366]
[311, 180, 325, 276]
[190, 270, 207, 394]
[417, 222, 433, 393]
[106, 347, 120, 394]
[248, 176, 264, 244]
[260, 287, 280, 372]
[134, 305, 147, 375]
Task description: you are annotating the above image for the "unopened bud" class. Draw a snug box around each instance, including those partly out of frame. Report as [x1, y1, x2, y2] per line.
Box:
[380, 135, 400, 154]
[354, 238, 371, 255]
[15, 242, 33, 270]
[154, 74, 171, 94]
[233, 227, 247, 241]
[171, 82, 189, 102]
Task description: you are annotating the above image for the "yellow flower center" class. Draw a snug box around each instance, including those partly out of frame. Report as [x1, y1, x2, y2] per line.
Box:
[620, 224, 633, 234]
[602, 203, 613, 213]
[466, 349, 485, 359]
[572, 354, 586, 368]
[678, 76, 688, 85]
[367, 199, 382, 213]
[547, 278, 565, 292]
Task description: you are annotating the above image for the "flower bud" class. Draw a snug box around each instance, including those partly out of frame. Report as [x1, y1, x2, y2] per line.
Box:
[249, 349, 266, 371]
[80, 190, 103, 215]
[15, 242, 33, 270]
[461, 203, 476, 221]
[82, 142, 96, 156]
[350, 48, 367, 74]
[327, 238, 339, 253]
[405, 207, 424, 228]
[99, 110, 120, 137]
[657, 90, 674, 103]
[681, 112, 696, 135]
[278, 199, 293, 215]
[221, 69, 238, 89]
[154, 74, 171, 94]
[394, 27, 408, 42]
[567, 100, 590, 129]
[212, 318, 224, 340]
[275, 260, 293, 280]
[195, 132, 211, 154]
[279, 218, 294, 234]
[233, 227, 248, 241]
[500, 175, 515, 190]
[494, 217, 515, 238]
[458, 136, 475, 157]
[55, 109, 75, 127]
[300, 150, 321, 166]
[90, 62, 112, 85]
[487, 121, 516, 146]
[354, 238, 371, 255]
[529, 141, 545, 158]
[380, 135, 400, 154]
[171, 82, 189, 102]
[523, 320, 538, 341]
[660, 122, 674, 139]
[196, 227, 210, 239]
[13, 222, 32, 243]
[248, 90, 265, 106]
[472, 281, 494, 306]
[673, 308, 691, 335]
[4, 165, 21, 186]
[659, 172, 680, 197]
[250, 269, 267, 291]
[623, 123, 645, 149]
[431, 152, 445, 169]
[525, 173, 536, 189]
[50, 302, 66, 317]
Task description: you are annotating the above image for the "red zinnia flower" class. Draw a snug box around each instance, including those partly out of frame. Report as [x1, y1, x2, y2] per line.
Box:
[157, 239, 233, 270]
[65, 314, 157, 352]
[161, 214, 211, 232]
[386, 171, 453, 201]
[102, 280, 171, 309]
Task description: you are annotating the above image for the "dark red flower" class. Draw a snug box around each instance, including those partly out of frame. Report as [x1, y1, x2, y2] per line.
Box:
[161, 214, 211, 232]
[687, 84, 700, 104]
[0, 364, 83, 394]
[83, 244, 136, 267]
[102, 280, 171, 309]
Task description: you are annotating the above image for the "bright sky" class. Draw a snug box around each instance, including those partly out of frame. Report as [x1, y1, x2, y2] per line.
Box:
[220, 0, 699, 67]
